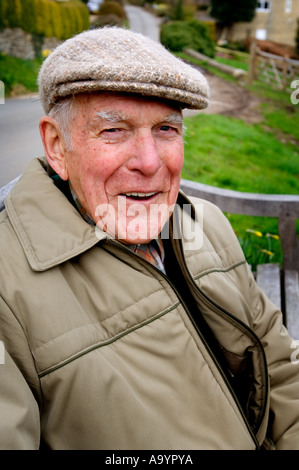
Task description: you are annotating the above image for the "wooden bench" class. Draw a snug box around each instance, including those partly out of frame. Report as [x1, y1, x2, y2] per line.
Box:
[1, 177, 299, 339]
[180, 179, 299, 340]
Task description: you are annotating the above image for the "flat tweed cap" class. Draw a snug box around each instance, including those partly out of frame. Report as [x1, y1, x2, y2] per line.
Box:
[38, 26, 210, 114]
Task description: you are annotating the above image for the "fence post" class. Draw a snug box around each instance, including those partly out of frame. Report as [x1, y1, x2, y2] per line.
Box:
[248, 40, 257, 84]
[282, 56, 289, 91]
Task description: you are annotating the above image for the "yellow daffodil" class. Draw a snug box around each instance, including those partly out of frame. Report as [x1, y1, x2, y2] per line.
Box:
[246, 229, 263, 237]
[266, 233, 280, 240]
[261, 249, 274, 256]
[42, 49, 52, 58]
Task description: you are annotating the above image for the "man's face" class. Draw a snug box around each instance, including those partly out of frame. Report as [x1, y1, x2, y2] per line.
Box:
[59, 93, 184, 243]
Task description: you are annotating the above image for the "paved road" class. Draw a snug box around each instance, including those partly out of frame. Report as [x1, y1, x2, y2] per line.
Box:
[0, 94, 44, 186]
[0, 7, 162, 187]
[125, 5, 162, 42]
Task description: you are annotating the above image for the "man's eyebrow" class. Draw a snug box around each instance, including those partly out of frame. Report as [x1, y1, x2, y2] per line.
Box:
[95, 110, 183, 123]
[164, 113, 184, 125]
[95, 110, 127, 122]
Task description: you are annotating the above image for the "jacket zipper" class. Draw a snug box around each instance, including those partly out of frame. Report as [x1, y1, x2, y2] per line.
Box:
[107, 238, 262, 449]
[172, 236, 268, 447]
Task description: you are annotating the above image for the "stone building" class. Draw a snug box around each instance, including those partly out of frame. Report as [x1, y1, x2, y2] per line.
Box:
[230, 0, 299, 47]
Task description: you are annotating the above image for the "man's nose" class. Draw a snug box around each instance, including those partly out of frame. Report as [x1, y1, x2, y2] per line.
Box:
[126, 132, 162, 176]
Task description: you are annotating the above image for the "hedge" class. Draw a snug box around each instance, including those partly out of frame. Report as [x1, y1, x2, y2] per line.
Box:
[160, 19, 215, 58]
[0, 0, 90, 40]
[97, 1, 126, 21]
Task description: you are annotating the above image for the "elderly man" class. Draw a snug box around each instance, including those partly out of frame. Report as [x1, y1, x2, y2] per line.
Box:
[0, 27, 298, 450]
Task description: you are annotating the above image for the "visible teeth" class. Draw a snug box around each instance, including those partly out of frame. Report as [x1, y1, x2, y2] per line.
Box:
[124, 192, 156, 197]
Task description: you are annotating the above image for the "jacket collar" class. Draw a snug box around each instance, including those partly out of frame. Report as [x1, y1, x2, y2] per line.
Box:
[5, 158, 196, 272]
[5, 158, 104, 271]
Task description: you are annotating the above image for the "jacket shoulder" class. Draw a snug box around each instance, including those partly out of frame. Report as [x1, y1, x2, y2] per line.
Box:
[187, 195, 244, 254]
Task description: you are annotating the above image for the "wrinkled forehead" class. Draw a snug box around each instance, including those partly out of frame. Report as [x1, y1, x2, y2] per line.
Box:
[75, 91, 183, 109]
[70, 91, 184, 123]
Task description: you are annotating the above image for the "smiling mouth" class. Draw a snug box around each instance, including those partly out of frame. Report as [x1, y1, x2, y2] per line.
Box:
[120, 192, 158, 201]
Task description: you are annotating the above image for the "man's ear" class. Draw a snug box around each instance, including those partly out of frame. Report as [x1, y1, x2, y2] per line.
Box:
[39, 116, 69, 181]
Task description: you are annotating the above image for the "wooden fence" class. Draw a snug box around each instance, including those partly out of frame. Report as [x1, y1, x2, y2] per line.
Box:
[215, 44, 299, 92]
[215, 45, 249, 63]
[248, 41, 299, 91]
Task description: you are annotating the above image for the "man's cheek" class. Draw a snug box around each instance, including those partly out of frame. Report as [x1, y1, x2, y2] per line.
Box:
[170, 150, 184, 174]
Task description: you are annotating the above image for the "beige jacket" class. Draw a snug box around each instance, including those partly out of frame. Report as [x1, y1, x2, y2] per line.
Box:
[0, 158, 298, 450]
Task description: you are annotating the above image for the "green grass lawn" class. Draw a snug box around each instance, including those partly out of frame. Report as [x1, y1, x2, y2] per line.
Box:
[0, 53, 42, 96]
[214, 55, 249, 72]
[183, 114, 299, 194]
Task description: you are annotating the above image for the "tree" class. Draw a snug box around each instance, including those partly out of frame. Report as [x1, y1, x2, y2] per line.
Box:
[210, 0, 257, 24]
[173, 0, 184, 21]
[210, 0, 257, 43]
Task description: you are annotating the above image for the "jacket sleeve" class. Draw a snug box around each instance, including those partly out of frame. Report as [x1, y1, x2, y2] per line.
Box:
[0, 297, 40, 449]
[247, 265, 299, 450]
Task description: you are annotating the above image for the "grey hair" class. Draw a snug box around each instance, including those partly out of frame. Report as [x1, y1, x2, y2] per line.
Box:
[48, 96, 77, 149]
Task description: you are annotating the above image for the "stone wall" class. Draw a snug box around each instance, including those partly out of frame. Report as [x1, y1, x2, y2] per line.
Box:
[0, 27, 62, 59]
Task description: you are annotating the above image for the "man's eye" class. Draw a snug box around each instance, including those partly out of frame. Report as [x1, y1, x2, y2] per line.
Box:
[100, 128, 124, 139]
[104, 128, 120, 133]
[160, 125, 180, 134]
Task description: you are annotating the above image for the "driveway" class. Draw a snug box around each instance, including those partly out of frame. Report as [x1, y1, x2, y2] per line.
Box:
[125, 5, 162, 42]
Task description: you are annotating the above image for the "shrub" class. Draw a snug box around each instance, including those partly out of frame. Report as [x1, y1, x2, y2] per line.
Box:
[168, 0, 197, 21]
[155, 3, 170, 17]
[92, 13, 123, 27]
[172, 0, 184, 20]
[97, 1, 126, 20]
[203, 20, 216, 43]
[160, 19, 215, 57]
[0, 0, 90, 40]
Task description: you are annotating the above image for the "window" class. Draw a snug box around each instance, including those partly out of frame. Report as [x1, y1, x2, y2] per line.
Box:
[257, 1, 271, 11]
[285, 0, 292, 13]
[256, 29, 267, 40]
